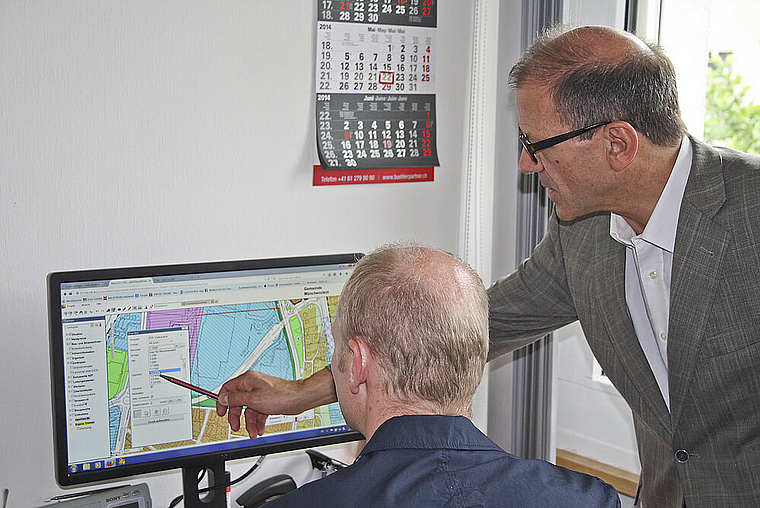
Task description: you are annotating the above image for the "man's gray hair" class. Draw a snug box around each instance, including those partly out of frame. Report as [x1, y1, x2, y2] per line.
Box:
[509, 25, 686, 146]
[333, 243, 489, 415]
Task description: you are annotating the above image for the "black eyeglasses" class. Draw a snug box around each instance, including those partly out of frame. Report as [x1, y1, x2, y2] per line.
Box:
[519, 121, 611, 164]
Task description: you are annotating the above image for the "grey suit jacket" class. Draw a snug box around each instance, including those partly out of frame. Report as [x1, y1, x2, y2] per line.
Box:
[488, 137, 760, 507]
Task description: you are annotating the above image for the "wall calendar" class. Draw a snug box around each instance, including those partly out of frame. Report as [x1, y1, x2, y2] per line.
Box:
[314, 0, 439, 185]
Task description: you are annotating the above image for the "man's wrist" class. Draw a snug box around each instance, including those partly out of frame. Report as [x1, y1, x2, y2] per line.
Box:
[298, 366, 337, 409]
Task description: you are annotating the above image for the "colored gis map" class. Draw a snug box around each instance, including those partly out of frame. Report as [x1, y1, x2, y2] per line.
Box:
[104, 296, 344, 456]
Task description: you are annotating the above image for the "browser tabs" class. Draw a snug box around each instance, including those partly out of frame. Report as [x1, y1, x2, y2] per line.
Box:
[108, 278, 154, 287]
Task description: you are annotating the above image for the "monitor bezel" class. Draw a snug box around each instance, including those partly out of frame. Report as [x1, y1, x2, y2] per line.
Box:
[48, 253, 364, 487]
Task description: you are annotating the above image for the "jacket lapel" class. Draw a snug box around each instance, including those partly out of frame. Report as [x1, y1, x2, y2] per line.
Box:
[591, 222, 672, 437]
[668, 138, 729, 430]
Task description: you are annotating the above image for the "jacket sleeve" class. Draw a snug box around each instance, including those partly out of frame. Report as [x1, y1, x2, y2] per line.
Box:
[487, 212, 579, 362]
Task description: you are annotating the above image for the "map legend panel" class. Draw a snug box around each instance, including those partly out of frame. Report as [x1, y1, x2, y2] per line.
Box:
[62, 317, 110, 463]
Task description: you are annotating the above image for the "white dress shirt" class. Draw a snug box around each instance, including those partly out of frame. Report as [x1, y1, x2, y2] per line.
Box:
[609, 135, 692, 410]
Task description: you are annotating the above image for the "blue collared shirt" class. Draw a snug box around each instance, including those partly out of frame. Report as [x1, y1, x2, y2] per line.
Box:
[264, 415, 620, 507]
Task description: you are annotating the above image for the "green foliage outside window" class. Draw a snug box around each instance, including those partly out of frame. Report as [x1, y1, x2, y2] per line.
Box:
[704, 54, 760, 154]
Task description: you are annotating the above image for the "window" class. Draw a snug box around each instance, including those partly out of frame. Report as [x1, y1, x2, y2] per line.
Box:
[632, 0, 760, 154]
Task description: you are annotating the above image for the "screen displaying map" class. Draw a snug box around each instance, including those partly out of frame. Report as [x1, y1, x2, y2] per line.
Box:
[106, 297, 341, 456]
[54, 260, 357, 477]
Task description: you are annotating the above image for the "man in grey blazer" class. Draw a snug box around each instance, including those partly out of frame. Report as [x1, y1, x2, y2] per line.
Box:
[489, 25, 760, 507]
[215, 25, 759, 508]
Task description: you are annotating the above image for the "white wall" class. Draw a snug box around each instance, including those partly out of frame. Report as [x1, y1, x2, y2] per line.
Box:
[0, 1, 480, 505]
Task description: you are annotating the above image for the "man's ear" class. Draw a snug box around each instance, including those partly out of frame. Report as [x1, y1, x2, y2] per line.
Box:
[604, 121, 638, 171]
[348, 337, 371, 395]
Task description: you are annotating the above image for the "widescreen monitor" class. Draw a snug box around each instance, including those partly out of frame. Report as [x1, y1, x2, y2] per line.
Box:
[48, 253, 364, 504]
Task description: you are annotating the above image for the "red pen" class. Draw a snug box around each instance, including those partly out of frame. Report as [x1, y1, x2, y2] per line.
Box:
[159, 373, 219, 400]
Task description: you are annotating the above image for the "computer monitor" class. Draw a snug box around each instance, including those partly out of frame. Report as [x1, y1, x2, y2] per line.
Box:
[47, 253, 364, 506]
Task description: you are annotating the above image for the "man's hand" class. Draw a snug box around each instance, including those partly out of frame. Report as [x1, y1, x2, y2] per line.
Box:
[216, 367, 338, 439]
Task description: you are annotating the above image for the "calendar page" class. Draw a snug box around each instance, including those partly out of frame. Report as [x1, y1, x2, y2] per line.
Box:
[315, 0, 439, 182]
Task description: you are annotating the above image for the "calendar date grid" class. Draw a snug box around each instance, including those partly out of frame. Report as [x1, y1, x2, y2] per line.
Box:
[318, 0, 437, 27]
[317, 24, 435, 94]
[317, 94, 437, 168]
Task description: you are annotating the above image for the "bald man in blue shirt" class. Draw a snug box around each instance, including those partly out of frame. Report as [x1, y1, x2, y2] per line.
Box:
[219, 244, 619, 507]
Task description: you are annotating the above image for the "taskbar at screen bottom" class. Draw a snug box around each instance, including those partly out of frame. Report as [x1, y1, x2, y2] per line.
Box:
[67, 424, 356, 476]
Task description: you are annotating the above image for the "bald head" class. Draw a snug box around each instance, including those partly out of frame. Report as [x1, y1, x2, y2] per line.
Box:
[510, 25, 686, 146]
[553, 25, 652, 61]
[333, 244, 489, 416]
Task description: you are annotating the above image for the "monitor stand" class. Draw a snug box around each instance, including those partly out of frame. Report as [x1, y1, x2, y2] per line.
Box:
[182, 459, 230, 508]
